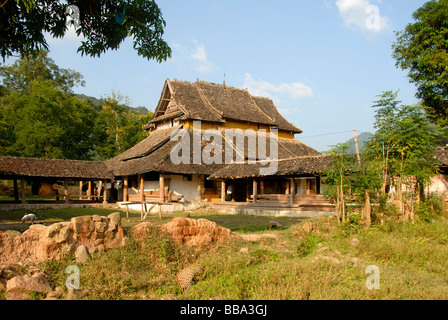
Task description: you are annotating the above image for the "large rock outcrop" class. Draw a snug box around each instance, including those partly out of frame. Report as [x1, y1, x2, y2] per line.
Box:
[0, 212, 125, 265]
[159, 218, 238, 247]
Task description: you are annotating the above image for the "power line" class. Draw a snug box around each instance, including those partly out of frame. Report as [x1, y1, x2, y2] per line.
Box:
[299, 130, 368, 139]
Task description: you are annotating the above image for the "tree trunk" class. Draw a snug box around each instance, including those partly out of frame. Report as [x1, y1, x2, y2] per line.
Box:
[361, 191, 371, 227]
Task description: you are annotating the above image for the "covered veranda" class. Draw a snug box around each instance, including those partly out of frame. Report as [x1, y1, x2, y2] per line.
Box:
[0, 156, 114, 205]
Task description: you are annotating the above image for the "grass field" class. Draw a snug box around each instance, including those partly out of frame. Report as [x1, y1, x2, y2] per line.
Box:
[1, 206, 448, 300]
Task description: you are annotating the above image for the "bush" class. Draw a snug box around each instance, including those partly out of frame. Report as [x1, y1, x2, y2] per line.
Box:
[297, 232, 323, 258]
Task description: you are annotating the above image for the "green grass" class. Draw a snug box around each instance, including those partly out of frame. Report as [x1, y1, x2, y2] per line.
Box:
[2, 206, 448, 300]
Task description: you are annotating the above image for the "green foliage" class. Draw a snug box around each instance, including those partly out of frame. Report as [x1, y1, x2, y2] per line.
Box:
[93, 92, 152, 160]
[0, 0, 171, 63]
[365, 91, 441, 191]
[297, 232, 324, 258]
[393, 0, 448, 125]
[0, 51, 152, 160]
[0, 50, 85, 93]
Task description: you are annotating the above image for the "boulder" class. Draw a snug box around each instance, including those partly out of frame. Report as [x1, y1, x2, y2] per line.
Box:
[75, 245, 90, 264]
[160, 218, 238, 247]
[269, 220, 283, 229]
[0, 214, 125, 265]
[6, 274, 52, 300]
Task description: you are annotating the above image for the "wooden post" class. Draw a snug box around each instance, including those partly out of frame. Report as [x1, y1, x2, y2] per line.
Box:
[197, 175, 202, 202]
[99, 180, 103, 202]
[253, 179, 258, 203]
[260, 180, 264, 195]
[139, 174, 145, 202]
[79, 181, 83, 200]
[13, 179, 19, 201]
[64, 178, 69, 204]
[20, 177, 26, 204]
[159, 173, 165, 203]
[87, 181, 92, 200]
[123, 176, 128, 202]
[246, 182, 250, 202]
[285, 179, 290, 195]
[290, 178, 296, 204]
[221, 180, 226, 202]
[103, 180, 108, 204]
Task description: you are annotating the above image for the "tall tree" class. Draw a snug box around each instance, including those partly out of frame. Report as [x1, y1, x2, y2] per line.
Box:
[365, 91, 441, 221]
[93, 92, 152, 160]
[393, 0, 448, 126]
[0, 0, 171, 63]
[0, 50, 84, 93]
[0, 80, 97, 159]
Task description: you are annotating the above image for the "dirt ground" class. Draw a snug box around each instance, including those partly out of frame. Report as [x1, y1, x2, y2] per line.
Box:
[0, 221, 35, 233]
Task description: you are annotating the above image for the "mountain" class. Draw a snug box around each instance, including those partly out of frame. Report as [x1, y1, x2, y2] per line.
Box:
[344, 132, 373, 155]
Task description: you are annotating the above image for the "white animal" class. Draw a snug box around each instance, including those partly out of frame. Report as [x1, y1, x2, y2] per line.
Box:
[21, 213, 37, 224]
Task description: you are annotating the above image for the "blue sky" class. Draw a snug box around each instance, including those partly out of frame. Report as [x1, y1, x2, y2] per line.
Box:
[39, 0, 427, 152]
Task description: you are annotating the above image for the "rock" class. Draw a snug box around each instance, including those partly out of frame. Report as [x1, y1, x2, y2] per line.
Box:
[46, 286, 63, 299]
[301, 222, 314, 234]
[71, 216, 94, 235]
[160, 218, 238, 247]
[75, 245, 90, 264]
[0, 214, 125, 265]
[269, 221, 283, 229]
[4, 230, 21, 237]
[65, 289, 83, 300]
[350, 238, 359, 247]
[130, 222, 153, 239]
[6, 274, 52, 300]
[0, 278, 6, 291]
[316, 246, 329, 253]
[107, 212, 121, 226]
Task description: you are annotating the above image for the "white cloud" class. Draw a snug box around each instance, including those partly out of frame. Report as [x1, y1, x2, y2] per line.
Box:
[336, 0, 391, 33]
[171, 40, 217, 74]
[243, 73, 313, 105]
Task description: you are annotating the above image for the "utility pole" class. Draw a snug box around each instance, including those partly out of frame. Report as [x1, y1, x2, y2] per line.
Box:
[353, 127, 361, 165]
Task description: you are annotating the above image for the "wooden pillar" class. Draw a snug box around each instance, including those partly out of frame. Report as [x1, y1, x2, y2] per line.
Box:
[123, 176, 129, 202]
[13, 179, 19, 201]
[64, 178, 69, 204]
[316, 176, 321, 195]
[290, 178, 296, 204]
[285, 179, 290, 195]
[79, 181, 83, 200]
[87, 181, 92, 200]
[246, 182, 250, 202]
[253, 179, 258, 203]
[260, 180, 264, 195]
[103, 179, 108, 204]
[139, 174, 145, 202]
[221, 180, 226, 203]
[197, 175, 202, 202]
[20, 177, 26, 204]
[99, 180, 103, 201]
[159, 173, 165, 203]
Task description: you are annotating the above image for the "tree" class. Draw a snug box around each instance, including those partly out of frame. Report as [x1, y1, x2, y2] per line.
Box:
[93, 92, 152, 160]
[0, 79, 97, 159]
[365, 91, 441, 221]
[322, 142, 356, 224]
[0, 50, 84, 93]
[0, 0, 171, 63]
[393, 0, 448, 126]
